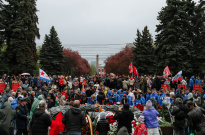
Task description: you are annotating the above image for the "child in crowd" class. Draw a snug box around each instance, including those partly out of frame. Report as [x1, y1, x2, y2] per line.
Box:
[140, 100, 160, 135]
[96, 112, 110, 135]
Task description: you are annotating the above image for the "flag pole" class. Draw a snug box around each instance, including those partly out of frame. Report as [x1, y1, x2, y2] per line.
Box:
[39, 68, 41, 89]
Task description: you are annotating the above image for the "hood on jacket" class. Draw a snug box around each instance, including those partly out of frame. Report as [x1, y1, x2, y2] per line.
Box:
[191, 76, 194, 80]
[175, 98, 182, 105]
[100, 112, 106, 120]
[117, 126, 129, 135]
[33, 108, 45, 117]
[146, 100, 152, 109]
[188, 93, 193, 99]
[1, 102, 11, 109]
[37, 95, 44, 100]
[11, 99, 18, 105]
[71, 107, 82, 114]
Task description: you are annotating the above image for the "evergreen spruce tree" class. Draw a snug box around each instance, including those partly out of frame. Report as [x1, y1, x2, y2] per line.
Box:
[2, 0, 40, 74]
[0, 0, 5, 45]
[191, 0, 205, 74]
[155, 0, 194, 75]
[40, 26, 64, 75]
[132, 26, 155, 75]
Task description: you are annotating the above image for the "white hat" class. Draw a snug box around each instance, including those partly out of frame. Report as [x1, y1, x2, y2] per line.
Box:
[8, 97, 14, 102]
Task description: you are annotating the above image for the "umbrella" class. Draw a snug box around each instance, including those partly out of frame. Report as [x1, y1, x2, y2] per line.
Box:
[21, 73, 30, 76]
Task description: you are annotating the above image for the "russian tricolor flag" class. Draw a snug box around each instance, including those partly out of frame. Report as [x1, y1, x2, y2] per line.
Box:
[172, 70, 182, 82]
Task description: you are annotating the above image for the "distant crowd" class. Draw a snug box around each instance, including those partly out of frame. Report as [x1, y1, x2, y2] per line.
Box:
[0, 73, 205, 135]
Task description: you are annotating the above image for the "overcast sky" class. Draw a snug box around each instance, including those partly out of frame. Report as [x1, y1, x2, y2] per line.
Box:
[36, 0, 199, 44]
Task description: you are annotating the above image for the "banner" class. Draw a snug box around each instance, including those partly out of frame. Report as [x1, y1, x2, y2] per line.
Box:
[178, 84, 186, 92]
[0, 83, 5, 93]
[161, 84, 169, 91]
[12, 83, 19, 92]
[133, 66, 139, 78]
[194, 84, 201, 93]
[129, 62, 133, 73]
[163, 66, 171, 79]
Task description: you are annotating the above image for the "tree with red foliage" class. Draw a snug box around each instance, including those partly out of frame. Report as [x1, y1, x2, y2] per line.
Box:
[63, 48, 91, 76]
[104, 46, 133, 75]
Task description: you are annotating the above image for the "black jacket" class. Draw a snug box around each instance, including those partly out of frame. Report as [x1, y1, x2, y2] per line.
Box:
[96, 119, 110, 135]
[114, 109, 134, 133]
[62, 107, 86, 133]
[97, 92, 105, 105]
[171, 104, 188, 127]
[188, 107, 205, 132]
[30, 108, 51, 135]
[16, 104, 29, 129]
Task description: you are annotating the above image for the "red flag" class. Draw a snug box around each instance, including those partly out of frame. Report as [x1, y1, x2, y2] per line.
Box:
[163, 66, 171, 79]
[129, 62, 133, 73]
[133, 66, 139, 78]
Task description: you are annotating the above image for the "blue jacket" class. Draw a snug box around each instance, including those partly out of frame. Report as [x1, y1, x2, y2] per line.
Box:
[109, 93, 117, 104]
[127, 96, 133, 106]
[107, 90, 111, 96]
[87, 97, 97, 105]
[189, 76, 194, 87]
[88, 82, 94, 86]
[134, 99, 142, 106]
[117, 89, 121, 94]
[146, 93, 151, 102]
[141, 97, 146, 105]
[11, 99, 19, 109]
[142, 108, 159, 128]
[203, 94, 205, 100]
[183, 95, 188, 100]
[117, 93, 124, 102]
[158, 93, 165, 106]
[195, 79, 201, 85]
[150, 92, 158, 101]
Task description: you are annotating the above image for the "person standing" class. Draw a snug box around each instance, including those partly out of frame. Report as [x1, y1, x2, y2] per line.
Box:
[195, 77, 202, 85]
[171, 98, 188, 135]
[141, 100, 160, 135]
[114, 103, 134, 134]
[96, 112, 110, 135]
[189, 76, 194, 91]
[187, 101, 205, 135]
[128, 78, 135, 90]
[59, 76, 64, 92]
[16, 97, 29, 135]
[30, 101, 51, 135]
[62, 100, 86, 135]
[0, 102, 16, 135]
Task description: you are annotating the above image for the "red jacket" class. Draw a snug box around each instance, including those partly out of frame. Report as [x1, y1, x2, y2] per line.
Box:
[62, 91, 68, 100]
[59, 78, 64, 85]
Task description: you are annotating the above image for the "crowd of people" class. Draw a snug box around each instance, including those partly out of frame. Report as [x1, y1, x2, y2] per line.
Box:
[0, 73, 205, 135]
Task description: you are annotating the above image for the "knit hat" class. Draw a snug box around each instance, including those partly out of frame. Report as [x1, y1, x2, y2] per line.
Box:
[188, 93, 193, 99]
[123, 103, 130, 110]
[146, 100, 152, 109]
[8, 97, 13, 102]
[100, 112, 106, 120]
[123, 94, 126, 97]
